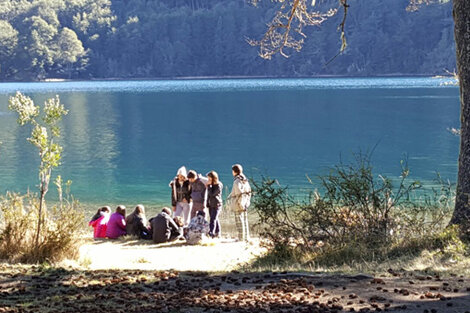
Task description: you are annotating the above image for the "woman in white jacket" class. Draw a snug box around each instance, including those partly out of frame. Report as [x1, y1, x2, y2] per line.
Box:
[228, 164, 251, 242]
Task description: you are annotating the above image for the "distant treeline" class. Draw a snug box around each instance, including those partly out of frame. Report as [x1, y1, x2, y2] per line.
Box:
[0, 0, 455, 81]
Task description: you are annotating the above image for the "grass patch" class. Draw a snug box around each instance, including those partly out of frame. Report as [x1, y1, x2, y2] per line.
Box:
[243, 226, 470, 276]
[0, 191, 85, 263]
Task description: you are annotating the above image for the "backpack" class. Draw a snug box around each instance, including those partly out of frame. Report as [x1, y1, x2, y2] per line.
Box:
[229, 177, 251, 213]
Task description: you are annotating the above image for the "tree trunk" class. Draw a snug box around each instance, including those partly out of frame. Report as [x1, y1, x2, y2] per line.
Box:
[35, 189, 45, 249]
[450, 0, 470, 235]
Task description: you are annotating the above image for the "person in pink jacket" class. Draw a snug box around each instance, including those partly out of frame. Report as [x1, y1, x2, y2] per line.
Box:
[89, 206, 111, 238]
[105, 205, 127, 239]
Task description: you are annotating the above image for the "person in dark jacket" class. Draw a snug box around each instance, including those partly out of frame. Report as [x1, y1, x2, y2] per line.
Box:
[126, 204, 151, 239]
[169, 166, 192, 226]
[187, 170, 208, 220]
[206, 171, 223, 238]
[150, 207, 182, 244]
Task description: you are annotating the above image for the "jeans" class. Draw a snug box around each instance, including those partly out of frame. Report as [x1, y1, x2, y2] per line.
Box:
[209, 206, 221, 237]
[175, 202, 191, 226]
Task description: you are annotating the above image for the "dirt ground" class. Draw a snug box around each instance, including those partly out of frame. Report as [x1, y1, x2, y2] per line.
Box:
[75, 237, 266, 271]
[1, 266, 470, 312]
[1, 239, 470, 312]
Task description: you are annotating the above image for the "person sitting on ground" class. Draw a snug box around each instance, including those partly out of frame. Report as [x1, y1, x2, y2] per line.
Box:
[89, 206, 111, 239]
[185, 210, 210, 245]
[172, 216, 184, 241]
[126, 204, 151, 240]
[105, 205, 127, 239]
[150, 207, 181, 244]
[187, 170, 208, 220]
[170, 166, 192, 226]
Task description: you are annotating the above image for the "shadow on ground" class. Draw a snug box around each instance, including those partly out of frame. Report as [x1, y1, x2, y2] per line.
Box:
[1, 264, 470, 313]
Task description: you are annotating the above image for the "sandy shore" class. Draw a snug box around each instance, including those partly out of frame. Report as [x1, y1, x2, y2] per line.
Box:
[76, 237, 267, 272]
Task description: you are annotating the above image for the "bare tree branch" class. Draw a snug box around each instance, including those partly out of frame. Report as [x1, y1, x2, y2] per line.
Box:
[248, 0, 337, 60]
[324, 0, 349, 67]
[251, 0, 440, 61]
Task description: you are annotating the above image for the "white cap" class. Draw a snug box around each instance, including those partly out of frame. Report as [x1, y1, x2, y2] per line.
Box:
[177, 166, 187, 177]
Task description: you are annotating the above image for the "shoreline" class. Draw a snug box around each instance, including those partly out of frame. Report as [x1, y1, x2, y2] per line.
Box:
[0, 73, 457, 83]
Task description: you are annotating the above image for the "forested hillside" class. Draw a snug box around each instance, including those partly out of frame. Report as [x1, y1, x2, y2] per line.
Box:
[0, 0, 455, 81]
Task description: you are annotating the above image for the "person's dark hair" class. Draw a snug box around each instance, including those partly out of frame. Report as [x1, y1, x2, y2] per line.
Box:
[90, 209, 102, 222]
[162, 207, 172, 215]
[91, 206, 111, 222]
[232, 164, 243, 175]
[207, 171, 219, 184]
[196, 210, 205, 218]
[116, 205, 126, 217]
[187, 170, 197, 179]
[173, 216, 184, 227]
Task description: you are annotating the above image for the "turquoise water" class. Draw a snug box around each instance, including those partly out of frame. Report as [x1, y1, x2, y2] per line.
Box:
[0, 78, 460, 209]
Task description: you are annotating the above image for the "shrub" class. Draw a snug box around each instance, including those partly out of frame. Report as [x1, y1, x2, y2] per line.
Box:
[0, 178, 85, 263]
[2, 92, 84, 263]
[8, 92, 68, 249]
[251, 153, 456, 264]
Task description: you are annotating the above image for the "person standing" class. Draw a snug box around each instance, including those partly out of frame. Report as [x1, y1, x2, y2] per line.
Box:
[206, 171, 223, 238]
[187, 170, 208, 220]
[170, 166, 192, 225]
[228, 164, 252, 242]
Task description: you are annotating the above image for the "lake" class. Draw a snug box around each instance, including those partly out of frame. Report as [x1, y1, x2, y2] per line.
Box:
[0, 77, 460, 209]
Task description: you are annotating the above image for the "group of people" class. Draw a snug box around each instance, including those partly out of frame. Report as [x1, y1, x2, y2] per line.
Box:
[89, 164, 252, 244]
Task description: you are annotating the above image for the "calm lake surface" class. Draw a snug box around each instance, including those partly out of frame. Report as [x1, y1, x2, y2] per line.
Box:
[0, 78, 460, 208]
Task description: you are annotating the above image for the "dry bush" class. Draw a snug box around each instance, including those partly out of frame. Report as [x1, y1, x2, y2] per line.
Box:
[0, 191, 85, 263]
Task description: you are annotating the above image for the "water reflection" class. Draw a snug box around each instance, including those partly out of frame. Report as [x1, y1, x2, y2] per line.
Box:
[0, 79, 460, 207]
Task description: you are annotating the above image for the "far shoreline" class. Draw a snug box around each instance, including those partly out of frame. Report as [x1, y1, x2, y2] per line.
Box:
[0, 73, 457, 84]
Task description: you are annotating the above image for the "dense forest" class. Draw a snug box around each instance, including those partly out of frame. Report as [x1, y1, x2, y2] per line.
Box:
[0, 0, 455, 81]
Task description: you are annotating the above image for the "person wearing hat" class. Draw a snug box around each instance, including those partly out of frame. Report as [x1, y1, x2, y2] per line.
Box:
[228, 164, 252, 242]
[185, 210, 210, 245]
[169, 166, 192, 225]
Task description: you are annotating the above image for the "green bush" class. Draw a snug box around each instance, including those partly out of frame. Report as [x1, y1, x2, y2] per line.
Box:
[251, 153, 456, 265]
[1, 92, 84, 263]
